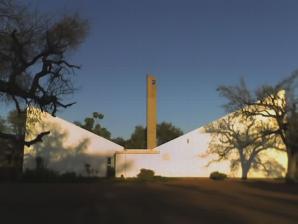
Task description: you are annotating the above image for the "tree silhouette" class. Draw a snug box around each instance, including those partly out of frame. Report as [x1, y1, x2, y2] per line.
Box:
[205, 114, 284, 179]
[0, 0, 88, 147]
[157, 122, 183, 146]
[217, 72, 298, 181]
[123, 122, 183, 148]
[125, 125, 146, 149]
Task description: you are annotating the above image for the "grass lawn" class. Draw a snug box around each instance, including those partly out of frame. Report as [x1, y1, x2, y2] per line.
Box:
[0, 178, 297, 224]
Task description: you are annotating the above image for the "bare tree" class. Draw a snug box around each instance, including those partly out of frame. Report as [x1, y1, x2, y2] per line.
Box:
[205, 114, 283, 179]
[0, 0, 88, 147]
[217, 72, 298, 181]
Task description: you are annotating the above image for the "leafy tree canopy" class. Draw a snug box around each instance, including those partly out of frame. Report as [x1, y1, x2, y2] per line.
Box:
[74, 112, 111, 140]
[116, 122, 183, 149]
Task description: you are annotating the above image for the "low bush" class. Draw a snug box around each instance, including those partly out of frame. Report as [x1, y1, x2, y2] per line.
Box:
[22, 168, 59, 182]
[137, 169, 155, 180]
[60, 172, 78, 181]
[22, 169, 104, 183]
[209, 171, 227, 180]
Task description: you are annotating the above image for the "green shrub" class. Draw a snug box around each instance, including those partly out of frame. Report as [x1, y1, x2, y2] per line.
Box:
[137, 169, 155, 180]
[209, 171, 227, 180]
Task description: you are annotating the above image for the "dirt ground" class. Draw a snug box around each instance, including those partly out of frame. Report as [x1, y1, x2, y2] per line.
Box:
[0, 178, 297, 224]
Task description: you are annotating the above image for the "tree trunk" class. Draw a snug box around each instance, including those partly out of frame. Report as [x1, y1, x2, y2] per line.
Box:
[241, 162, 249, 180]
[286, 151, 298, 182]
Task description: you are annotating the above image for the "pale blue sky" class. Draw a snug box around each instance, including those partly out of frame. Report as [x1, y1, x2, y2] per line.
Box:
[18, 0, 298, 138]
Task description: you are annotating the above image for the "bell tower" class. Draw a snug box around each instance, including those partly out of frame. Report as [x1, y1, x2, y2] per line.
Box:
[146, 75, 157, 149]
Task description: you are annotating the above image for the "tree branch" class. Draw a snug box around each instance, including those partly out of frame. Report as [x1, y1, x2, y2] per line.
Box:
[24, 131, 50, 147]
[0, 131, 50, 147]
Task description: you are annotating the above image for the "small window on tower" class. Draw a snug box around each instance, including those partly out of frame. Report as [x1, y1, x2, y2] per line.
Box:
[187, 139, 190, 144]
[152, 80, 156, 85]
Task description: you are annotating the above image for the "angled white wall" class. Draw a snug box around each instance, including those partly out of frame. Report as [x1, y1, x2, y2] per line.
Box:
[116, 125, 287, 178]
[24, 110, 124, 177]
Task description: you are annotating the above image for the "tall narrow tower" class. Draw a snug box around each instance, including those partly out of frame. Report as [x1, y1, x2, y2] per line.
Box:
[147, 75, 157, 149]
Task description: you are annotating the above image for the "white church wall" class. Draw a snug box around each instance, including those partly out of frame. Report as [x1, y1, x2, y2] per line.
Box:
[24, 109, 124, 177]
[115, 150, 161, 177]
[115, 127, 287, 178]
[115, 128, 231, 178]
[115, 91, 288, 178]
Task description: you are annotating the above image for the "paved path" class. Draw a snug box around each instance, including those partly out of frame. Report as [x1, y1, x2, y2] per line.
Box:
[0, 179, 297, 224]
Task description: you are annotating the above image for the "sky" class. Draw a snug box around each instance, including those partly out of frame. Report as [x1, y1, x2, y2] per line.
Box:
[21, 0, 298, 138]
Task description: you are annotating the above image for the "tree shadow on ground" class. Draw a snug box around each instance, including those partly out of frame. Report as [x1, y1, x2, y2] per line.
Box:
[161, 182, 298, 223]
[106, 182, 244, 224]
[244, 191, 298, 207]
[239, 180, 298, 195]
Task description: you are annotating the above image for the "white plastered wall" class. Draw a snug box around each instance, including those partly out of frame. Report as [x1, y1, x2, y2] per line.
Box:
[116, 91, 288, 180]
[24, 109, 124, 177]
[115, 127, 231, 178]
[115, 126, 287, 178]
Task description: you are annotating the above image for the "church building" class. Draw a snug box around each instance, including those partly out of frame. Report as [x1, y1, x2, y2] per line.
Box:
[23, 76, 287, 178]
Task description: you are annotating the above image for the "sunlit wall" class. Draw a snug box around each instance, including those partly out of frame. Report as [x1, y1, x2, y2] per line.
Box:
[115, 126, 287, 178]
[115, 91, 288, 178]
[24, 109, 124, 177]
